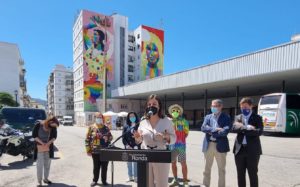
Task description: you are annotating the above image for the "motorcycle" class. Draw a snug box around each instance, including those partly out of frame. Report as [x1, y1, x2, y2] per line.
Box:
[0, 127, 35, 159]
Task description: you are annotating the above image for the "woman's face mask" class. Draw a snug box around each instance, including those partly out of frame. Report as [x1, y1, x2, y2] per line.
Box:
[95, 118, 103, 124]
[146, 106, 158, 116]
[129, 117, 136, 123]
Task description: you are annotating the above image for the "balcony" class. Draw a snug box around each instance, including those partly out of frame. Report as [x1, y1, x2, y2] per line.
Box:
[20, 80, 26, 89]
[128, 55, 135, 62]
[19, 59, 24, 66]
[128, 35, 135, 43]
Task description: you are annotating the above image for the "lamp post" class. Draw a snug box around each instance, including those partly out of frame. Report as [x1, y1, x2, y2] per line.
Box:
[14, 90, 18, 106]
[102, 16, 109, 113]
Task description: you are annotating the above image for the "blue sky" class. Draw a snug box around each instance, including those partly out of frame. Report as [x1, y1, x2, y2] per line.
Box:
[0, 0, 299, 100]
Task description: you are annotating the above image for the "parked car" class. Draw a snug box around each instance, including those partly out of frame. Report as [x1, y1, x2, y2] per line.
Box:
[62, 116, 73, 126]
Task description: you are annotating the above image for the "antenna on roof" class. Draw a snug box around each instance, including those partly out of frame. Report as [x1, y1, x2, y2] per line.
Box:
[159, 18, 164, 30]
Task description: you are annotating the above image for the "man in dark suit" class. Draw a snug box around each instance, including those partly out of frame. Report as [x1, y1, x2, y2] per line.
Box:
[201, 99, 232, 187]
[232, 97, 263, 187]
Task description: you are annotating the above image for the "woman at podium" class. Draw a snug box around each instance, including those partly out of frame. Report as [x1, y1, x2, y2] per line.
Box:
[134, 94, 176, 187]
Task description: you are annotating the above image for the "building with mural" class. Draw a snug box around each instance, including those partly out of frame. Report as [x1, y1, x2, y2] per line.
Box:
[134, 25, 164, 81]
[73, 10, 164, 125]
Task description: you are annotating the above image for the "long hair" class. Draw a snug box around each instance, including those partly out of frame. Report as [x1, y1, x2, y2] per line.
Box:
[44, 116, 59, 129]
[144, 94, 165, 119]
[94, 29, 105, 50]
[126, 112, 139, 126]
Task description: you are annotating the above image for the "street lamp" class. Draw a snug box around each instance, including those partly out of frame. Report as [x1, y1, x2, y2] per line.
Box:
[14, 90, 18, 106]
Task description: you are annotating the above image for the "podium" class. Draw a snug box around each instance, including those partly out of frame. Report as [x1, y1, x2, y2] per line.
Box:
[97, 147, 176, 187]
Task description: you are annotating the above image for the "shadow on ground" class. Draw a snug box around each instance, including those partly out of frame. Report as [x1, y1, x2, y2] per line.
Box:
[168, 177, 202, 187]
[0, 157, 34, 170]
[263, 132, 300, 138]
[40, 184, 77, 187]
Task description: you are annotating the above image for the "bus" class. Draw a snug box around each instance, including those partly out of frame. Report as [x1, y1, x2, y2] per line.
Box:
[258, 93, 300, 134]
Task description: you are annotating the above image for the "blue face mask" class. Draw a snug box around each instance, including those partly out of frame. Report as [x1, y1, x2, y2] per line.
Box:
[241, 109, 251, 116]
[129, 117, 136, 123]
[211, 107, 219, 114]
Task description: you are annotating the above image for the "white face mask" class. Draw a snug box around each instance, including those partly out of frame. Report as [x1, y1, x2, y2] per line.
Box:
[95, 118, 103, 124]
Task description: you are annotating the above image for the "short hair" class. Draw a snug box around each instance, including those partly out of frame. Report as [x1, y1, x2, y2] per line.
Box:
[212, 99, 223, 106]
[240, 97, 254, 105]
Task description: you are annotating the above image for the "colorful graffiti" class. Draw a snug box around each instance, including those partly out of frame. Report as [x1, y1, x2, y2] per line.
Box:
[82, 11, 114, 111]
[141, 25, 164, 80]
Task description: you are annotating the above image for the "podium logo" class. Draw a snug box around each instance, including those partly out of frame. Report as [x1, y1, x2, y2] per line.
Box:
[130, 154, 148, 161]
[121, 152, 129, 161]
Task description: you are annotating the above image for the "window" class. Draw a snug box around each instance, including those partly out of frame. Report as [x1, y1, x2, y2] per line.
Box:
[260, 95, 281, 105]
[286, 94, 300, 109]
[128, 75, 134, 82]
[128, 55, 135, 62]
[120, 27, 125, 87]
[137, 34, 140, 39]
[88, 114, 93, 121]
[128, 35, 135, 43]
[128, 65, 134, 72]
[128, 46, 135, 51]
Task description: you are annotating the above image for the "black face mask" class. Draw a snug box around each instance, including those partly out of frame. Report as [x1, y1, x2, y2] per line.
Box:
[146, 106, 158, 116]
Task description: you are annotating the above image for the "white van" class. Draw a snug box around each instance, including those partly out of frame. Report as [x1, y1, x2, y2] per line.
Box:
[62, 116, 73, 126]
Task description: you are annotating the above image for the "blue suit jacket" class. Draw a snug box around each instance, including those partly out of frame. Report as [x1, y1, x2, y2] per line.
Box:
[201, 112, 232, 153]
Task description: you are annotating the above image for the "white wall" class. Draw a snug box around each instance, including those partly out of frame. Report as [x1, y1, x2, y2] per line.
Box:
[73, 13, 84, 113]
[112, 14, 129, 89]
[133, 26, 142, 82]
[0, 42, 23, 105]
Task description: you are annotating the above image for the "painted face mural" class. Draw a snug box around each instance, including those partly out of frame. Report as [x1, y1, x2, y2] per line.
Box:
[82, 11, 114, 111]
[141, 25, 164, 80]
[146, 43, 159, 67]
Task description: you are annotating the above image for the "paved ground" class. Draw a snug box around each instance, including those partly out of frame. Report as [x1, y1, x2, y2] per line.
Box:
[1, 126, 300, 187]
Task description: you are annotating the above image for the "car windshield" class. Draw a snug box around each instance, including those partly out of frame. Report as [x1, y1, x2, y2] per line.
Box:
[1, 108, 47, 130]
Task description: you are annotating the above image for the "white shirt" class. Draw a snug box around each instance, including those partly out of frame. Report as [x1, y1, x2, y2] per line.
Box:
[210, 113, 220, 141]
[242, 112, 252, 145]
[138, 117, 176, 149]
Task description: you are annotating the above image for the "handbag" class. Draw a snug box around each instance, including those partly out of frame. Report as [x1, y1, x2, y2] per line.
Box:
[37, 144, 50, 152]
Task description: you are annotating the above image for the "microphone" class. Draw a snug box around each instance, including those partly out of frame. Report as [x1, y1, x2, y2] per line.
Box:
[108, 124, 138, 148]
[147, 110, 154, 118]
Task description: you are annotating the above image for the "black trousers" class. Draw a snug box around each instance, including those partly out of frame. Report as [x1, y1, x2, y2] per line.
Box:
[92, 154, 109, 183]
[235, 146, 260, 187]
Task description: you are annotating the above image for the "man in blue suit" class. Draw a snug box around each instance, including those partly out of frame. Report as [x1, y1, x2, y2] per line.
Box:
[201, 99, 232, 187]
